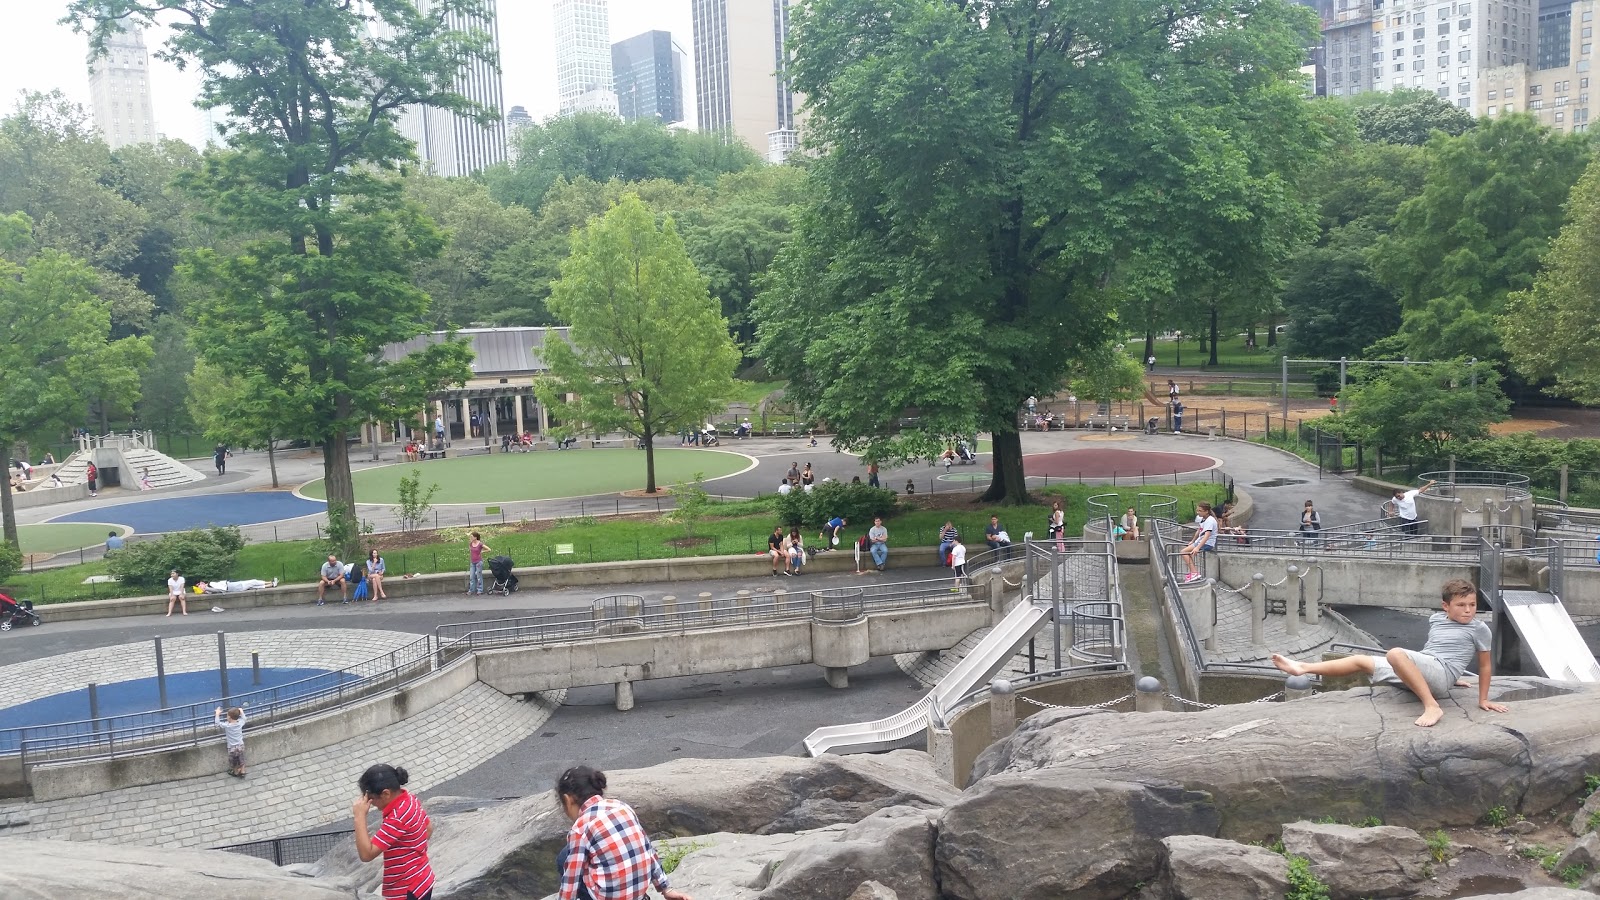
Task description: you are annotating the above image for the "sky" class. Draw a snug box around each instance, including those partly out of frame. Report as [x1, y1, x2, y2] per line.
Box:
[0, 1, 697, 149]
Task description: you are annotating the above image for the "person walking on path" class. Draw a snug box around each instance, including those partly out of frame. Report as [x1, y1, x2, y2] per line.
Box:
[1299, 500, 1322, 547]
[367, 549, 389, 600]
[467, 531, 491, 595]
[166, 569, 187, 617]
[215, 706, 247, 777]
[1147, 354, 1156, 372]
[866, 461, 879, 488]
[1271, 579, 1507, 728]
[214, 443, 227, 476]
[950, 538, 967, 590]
[352, 764, 435, 900]
[317, 555, 347, 606]
[868, 517, 889, 572]
[1386, 480, 1436, 535]
[1047, 500, 1066, 553]
[555, 765, 692, 900]
[1167, 380, 1179, 403]
[86, 461, 98, 497]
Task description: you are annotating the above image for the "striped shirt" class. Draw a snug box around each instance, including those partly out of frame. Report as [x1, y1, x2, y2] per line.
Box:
[370, 791, 433, 900]
[559, 795, 669, 900]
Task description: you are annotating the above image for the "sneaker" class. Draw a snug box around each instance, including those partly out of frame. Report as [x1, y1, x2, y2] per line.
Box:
[316, 600, 325, 607]
[270, 578, 279, 587]
[1183, 572, 1201, 583]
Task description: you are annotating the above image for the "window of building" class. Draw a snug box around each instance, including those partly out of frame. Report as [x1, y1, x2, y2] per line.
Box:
[1440, 39, 1451, 50]
[1506, 86, 1516, 96]
[1458, 97, 1472, 106]
[1586, 9, 1595, 21]
[1460, 49, 1471, 61]
[1418, 59, 1429, 69]
[1489, 89, 1498, 98]
[1415, 26, 1427, 38]
[1439, 22, 1450, 34]
[1395, 48, 1405, 57]
[1489, 104, 1498, 113]
[1460, 82, 1471, 93]
[1586, 43, 1594, 54]
[1531, 84, 1543, 94]
[1557, 111, 1566, 121]
[1438, 85, 1451, 97]
[1416, 44, 1425, 54]
[1397, 62, 1407, 71]
[1505, 102, 1515, 111]
[1460, 18, 1471, 30]
[1532, 97, 1544, 107]
[1559, 95, 1571, 105]
[1585, 26, 1594, 37]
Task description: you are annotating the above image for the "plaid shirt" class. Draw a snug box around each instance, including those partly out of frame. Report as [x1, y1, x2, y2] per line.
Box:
[559, 795, 669, 900]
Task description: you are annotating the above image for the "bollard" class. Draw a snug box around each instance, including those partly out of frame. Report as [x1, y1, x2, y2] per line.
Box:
[1207, 426, 1216, 441]
[1451, 496, 1463, 538]
[1284, 566, 1300, 637]
[614, 680, 635, 711]
[88, 682, 100, 731]
[987, 566, 1005, 621]
[252, 651, 262, 686]
[989, 678, 1016, 741]
[154, 636, 169, 708]
[1250, 573, 1266, 647]
[1301, 568, 1319, 625]
[1284, 674, 1315, 700]
[1204, 582, 1219, 654]
[217, 631, 230, 703]
[1135, 676, 1164, 713]
[698, 592, 714, 618]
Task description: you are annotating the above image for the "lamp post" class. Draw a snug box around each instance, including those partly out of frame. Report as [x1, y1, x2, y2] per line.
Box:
[1175, 331, 1183, 368]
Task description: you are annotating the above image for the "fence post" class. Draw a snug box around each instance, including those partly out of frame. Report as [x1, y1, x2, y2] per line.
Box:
[989, 678, 1016, 740]
[1135, 675, 1164, 712]
[1560, 464, 1570, 503]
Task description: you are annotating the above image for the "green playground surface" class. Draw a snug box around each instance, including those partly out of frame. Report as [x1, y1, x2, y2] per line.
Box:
[299, 448, 753, 504]
[17, 523, 121, 554]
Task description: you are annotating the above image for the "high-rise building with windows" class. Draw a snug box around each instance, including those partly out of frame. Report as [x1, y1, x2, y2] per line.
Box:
[692, 0, 802, 161]
[396, 0, 507, 176]
[613, 31, 687, 124]
[1481, 0, 1596, 131]
[87, 20, 158, 149]
[554, 0, 618, 116]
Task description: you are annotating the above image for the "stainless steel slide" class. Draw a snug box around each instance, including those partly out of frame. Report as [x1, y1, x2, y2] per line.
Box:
[1499, 589, 1600, 682]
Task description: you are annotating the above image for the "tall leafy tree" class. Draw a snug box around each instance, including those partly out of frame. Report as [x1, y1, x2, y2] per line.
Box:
[69, 0, 490, 553]
[536, 195, 740, 494]
[757, 0, 1330, 502]
[1502, 158, 1600, 403]
[405, 174, 541, 328]
[1336, 359, 1509, 460]
[1370, 115, 1590, 362]
[0, 213, 151, 547]
[1348, 88, 1476, 146]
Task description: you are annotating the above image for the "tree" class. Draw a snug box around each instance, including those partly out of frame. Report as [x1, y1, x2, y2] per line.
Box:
[1067, 343, 1147, 407]
[1281, 240, 1401, 360]
[536, 194, 740, 494]
[0, 213, 151, 547]
[757, 0, 1330, 503]
[70, 0, 492, 556]
[1370, 115, 1591, 362]
[1348, 88, 1476, 146]
[1335, 359, 1509, 460]
[186, 358, 299, 489]
[405, 174, 542, 328]
[137, 314, 196, 434]
[1502, 157, 1600, 403]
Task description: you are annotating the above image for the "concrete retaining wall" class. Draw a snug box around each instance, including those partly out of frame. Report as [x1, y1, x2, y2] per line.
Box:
[7, 484, 89, 510]
[1215, 553, 1478, 609]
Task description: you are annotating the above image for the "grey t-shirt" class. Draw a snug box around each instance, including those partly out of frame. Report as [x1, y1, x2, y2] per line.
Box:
[868, 525, 888, 544]
[1419, 611, 1493, 682]
[320, 561, 343, 580]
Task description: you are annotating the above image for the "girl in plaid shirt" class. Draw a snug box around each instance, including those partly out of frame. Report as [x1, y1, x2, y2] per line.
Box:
[556, 766, 693, 900]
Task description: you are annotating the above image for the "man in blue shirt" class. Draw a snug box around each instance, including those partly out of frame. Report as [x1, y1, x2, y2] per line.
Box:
[820, 516, 846, 550]
[105, 531, 125, 552]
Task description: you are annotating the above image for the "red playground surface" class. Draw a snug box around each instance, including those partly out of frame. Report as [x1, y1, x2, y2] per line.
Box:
[1021, 448, 1219, 479]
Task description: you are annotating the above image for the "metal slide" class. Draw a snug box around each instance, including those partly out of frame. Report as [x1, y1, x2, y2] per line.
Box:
[1498, 590, 1600, 683]
[802, 599, 1051, 756]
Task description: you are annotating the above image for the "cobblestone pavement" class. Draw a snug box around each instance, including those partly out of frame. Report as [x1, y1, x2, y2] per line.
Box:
[0, 683, 563, 848]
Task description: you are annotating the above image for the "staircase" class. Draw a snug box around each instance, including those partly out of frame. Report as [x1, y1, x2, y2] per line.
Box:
[49, 433, 208, 492]
[119, 447, 208, 490]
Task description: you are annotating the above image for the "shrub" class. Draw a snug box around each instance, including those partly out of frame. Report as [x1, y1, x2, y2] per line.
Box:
[773, 480, 897, 528]
[0, 541, 21, 583]
[396, 468, 440, 533]
[664, 473, 710, 541]
[1284, 854, 1331, 900]
[106, 526, 245, 588]
[1482, 805, 1510, 828]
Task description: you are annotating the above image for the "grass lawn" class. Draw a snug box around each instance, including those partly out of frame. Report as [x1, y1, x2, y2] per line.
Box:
[300, 448, 751, 504]
[723, 379, 786, 408]
[17, 523, 121, 555]
[1145, 333, 1285, 370]
[2, 483, 1228, 605]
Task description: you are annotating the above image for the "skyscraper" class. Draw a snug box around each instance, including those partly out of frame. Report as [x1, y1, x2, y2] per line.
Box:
[397, 0, 507, 176]
[506, 105, 534, 131]
[87, 20, 158, 149]
[692, 0, 801, 161]
[554, 0, 618, 116]
[613, 31, 687, 124]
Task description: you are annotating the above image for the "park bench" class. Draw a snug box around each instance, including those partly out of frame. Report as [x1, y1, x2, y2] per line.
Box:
[589, 438, 627, 449]
[452, 446, 492, 458]
[418, 447, 447, 461]
[1086, 413, 1134, 430]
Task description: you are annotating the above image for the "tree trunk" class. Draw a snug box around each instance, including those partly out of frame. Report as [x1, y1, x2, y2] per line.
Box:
[643, 431, 657, 493]
[267, 437, 279, 489]
[323, 431, 359, 557]
[0, 441, 16, 549]
[981, 428, 1029, 504]
[1207, 302, 1220, 367]
[1144, 331, 1154, 364]
[1267, 316, 1279, 348]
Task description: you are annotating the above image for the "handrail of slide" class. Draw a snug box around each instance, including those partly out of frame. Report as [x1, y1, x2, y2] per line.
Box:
[801, 598, 1051, 756]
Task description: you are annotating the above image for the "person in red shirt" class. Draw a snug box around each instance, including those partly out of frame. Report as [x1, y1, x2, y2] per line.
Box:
[556, 765, 692, 900]
[352, 764, 435, 900]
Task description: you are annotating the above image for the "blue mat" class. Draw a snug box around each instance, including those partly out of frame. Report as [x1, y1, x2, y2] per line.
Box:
[50, 492, 326, 533]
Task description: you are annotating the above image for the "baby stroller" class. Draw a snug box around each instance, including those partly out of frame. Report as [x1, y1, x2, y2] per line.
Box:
[487, 555, 518, 595]
[0, 593, 41, 631]
[955, 441, 977, 464]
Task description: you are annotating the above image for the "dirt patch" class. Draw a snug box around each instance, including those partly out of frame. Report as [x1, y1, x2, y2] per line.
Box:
[1490, 417, 1574, 436]
[619, 489, 674, 499]
[663, 536, 715, 549]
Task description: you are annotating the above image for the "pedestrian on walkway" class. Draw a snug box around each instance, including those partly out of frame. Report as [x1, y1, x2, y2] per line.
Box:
[352, 764, 435, 900]
[214, 443, 227, 476]
[467, 531, 490, 595]
[950, 538, 967, 590]
[214, 706, 247, 777]
[555, 765, 693, 900]
[1147, 354, 1156, 372]
[866, 461, 879, 489]
[1299, 500, 1322, 548]
[166, 569, 187, 617]
[1386, 480, 1436, 535]
[1047, 500, 1066, 553]
[86, 461, 98, 497]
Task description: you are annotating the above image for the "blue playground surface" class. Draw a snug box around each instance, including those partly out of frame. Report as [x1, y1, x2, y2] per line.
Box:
[49, 492, 325, 533]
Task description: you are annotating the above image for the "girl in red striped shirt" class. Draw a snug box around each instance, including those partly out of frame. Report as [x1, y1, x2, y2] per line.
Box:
[353, 764, 435, 900]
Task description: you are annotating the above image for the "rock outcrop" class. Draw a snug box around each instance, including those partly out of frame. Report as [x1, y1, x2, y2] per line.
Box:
[1151, 834, 1289, 900]
[760, 806, 940, 900]
[1280, 821, 1430, 899]
[0, 837, 349, 899]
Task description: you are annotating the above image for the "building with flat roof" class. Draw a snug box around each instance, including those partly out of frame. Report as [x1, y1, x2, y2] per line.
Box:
[613, 30, 687, 125]
[555, 0, 616, 116]
[87, 20, 158, 149]
[692, 0, 802, 161]
[382, 328, 571, 441]
[1480, 0, 1595, 131]
[1323, 0, 1537, 109]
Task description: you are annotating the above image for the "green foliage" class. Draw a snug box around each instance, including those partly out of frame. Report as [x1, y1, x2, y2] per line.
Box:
[1560, 864, 1588, 888]
[1585, 773, 1600, 798]
[1586, 810, 1600, 835]
[105, 527, 244, 588]
[1068, 344, 1148, 405]
[1452, 432, 1600, 475]
[773, 481, 899, 529]
[656, 839, 707, 875]
[1281, 243, 1401, 360]
[1284, 854, 1332, 900]
[405, 174, 547, 328]
[1370, 115, 1592, 363]
[1346, 88, 1477, 146]
[0, 542, 22, 583]
[322, 506, 360, 559]
[1482, 805, 1510, 828]
[665, 474, 710, 541]
[537, 194, 740, 493]
[1426, 830, 1453, 863]
[757, 0, 1330, 504]
[1336, 359, 1510, 458]
[1354, 816, 1384, 828]
[137, 314, 196, 433]
[1502, 157, 1600, 404]
[396, 470, 441, 533]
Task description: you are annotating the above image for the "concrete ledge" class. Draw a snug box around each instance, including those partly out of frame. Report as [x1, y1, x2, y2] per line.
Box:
[27, 655, 478, 801]
[1350, 475, 1408, 498]
[7, 484, 89, 509]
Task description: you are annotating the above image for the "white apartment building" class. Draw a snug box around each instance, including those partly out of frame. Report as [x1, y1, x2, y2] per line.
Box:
[692, 0, 802, 161]
[1481, 0, 1596, 130]
[554, 0, 616, 116]
[87, 20, 158, 149]
[1326, 0, 1536, 108]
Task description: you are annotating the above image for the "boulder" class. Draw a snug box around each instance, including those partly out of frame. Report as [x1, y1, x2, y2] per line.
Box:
[759, 806, 938, 900]
[1556, 831, 1600, 873]
[319, 751, 958, 900]
[650, 830, 841, 900]
[1155, 834, 1288, 900]
[1572, 790, 1600, 836]
[934, 773, 1220, 900]
[1280, 821, 1429, 900]
[0, 837, 349, 899]
[846, 883, 900, 900]
[971, 678, 1600, 840]
[1456, 890, 1600, 900]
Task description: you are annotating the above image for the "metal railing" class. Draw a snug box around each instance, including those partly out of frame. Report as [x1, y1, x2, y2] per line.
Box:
[1150, 522, 1209, 684]
[218, 829, 353, 867]
[1421, 470, 1533, 503]
[1085, 492, 1179, 530]
[931, 661, 1131, 728]
[14, 635, 437, 768]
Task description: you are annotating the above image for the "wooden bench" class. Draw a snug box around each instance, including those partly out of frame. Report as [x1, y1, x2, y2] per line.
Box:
[1086, 414, 1134, 430]
[419, 448, 447, 461]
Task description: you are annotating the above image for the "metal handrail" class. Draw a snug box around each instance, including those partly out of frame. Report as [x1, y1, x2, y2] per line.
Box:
[931, 661, 1131, 728]
[1150, 523, 1209, 680]
[1421, 470, 1533, 503]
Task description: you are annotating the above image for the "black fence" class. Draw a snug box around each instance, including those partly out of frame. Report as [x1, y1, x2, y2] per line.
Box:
[217, 829, 351, 866]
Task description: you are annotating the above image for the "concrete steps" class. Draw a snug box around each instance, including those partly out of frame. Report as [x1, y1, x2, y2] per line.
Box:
[119, 448, 208, 490]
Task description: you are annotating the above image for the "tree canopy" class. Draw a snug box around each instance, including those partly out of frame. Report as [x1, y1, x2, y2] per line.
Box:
[536, 194, 739, 494]
[1348, 88, 1477, 146]
[757, 0, 1330, 502]
[1335, 359, 1509, 460]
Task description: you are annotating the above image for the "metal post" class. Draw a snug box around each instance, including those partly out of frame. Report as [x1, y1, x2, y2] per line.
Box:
[217, 631, 230, 703]
[88, 682, 100, 731]
[1250, 573, 1266, 646]
[252, 651, 262, 685]
[1339, 356, 1347, 390]
[1135, 676, 1164, 712]
[1284, 674, 1315, 700]
[154, 636, 168, 708]
[1284, 566, 1300, 636]
[989, 678, 1016, 741]
[1561, 464, 1570, 503]
[1281, 355, 1289, 419]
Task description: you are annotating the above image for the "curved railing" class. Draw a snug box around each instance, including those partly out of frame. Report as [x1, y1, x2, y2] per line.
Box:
[1085, 492, 1179, 528]
[1421, 470, 1533, 503]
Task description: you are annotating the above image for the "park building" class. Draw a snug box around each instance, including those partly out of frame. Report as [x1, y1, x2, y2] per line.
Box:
[378, 327, 571, 445]
[86, 19, 158, 149]
[692, 0, 803, 162]
[1479, 0, 1597, 130]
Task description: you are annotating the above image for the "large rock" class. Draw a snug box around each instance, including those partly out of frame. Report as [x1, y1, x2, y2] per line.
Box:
[1556, 831, 1600, 873]
[759, 806, 938, 900]
[1154, 834, 1288, 900]
[1280, 821, 1429, 900]
[846, 883, 900, 900]
[0, 837, 349, 899]
[316, 751, 958, 900]
[1574, 791, 1600, 836]
[1456, 891, 1600, 900]
[934, 773, 1221, 900]
[971, 678, 1600, 840]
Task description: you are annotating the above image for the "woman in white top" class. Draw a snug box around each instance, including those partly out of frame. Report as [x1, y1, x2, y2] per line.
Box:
[166, 570, 187, 617]
[1048, 500, 1066, 552]
[1120, 508, 1140, 540]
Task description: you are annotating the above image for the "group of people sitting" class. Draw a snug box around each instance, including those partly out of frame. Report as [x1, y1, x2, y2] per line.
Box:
[499, 432, 540, 452]
[401, 440, 444, 461]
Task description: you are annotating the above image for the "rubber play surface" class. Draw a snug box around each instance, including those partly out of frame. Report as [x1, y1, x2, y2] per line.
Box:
[50, 492, 327, 533]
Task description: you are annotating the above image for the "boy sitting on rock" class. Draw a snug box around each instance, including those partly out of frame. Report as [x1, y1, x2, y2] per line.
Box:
[1270, 578, 1509, 728]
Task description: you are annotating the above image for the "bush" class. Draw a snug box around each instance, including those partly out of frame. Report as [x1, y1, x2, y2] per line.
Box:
[774, 480, 898, 528]
[0, 542, 21, 583]
[106, 526, 245, 588]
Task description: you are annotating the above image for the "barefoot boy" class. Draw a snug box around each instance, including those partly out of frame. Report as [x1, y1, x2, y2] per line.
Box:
[1271, 578, 1508, 728]
[215, 706, 248, 777]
